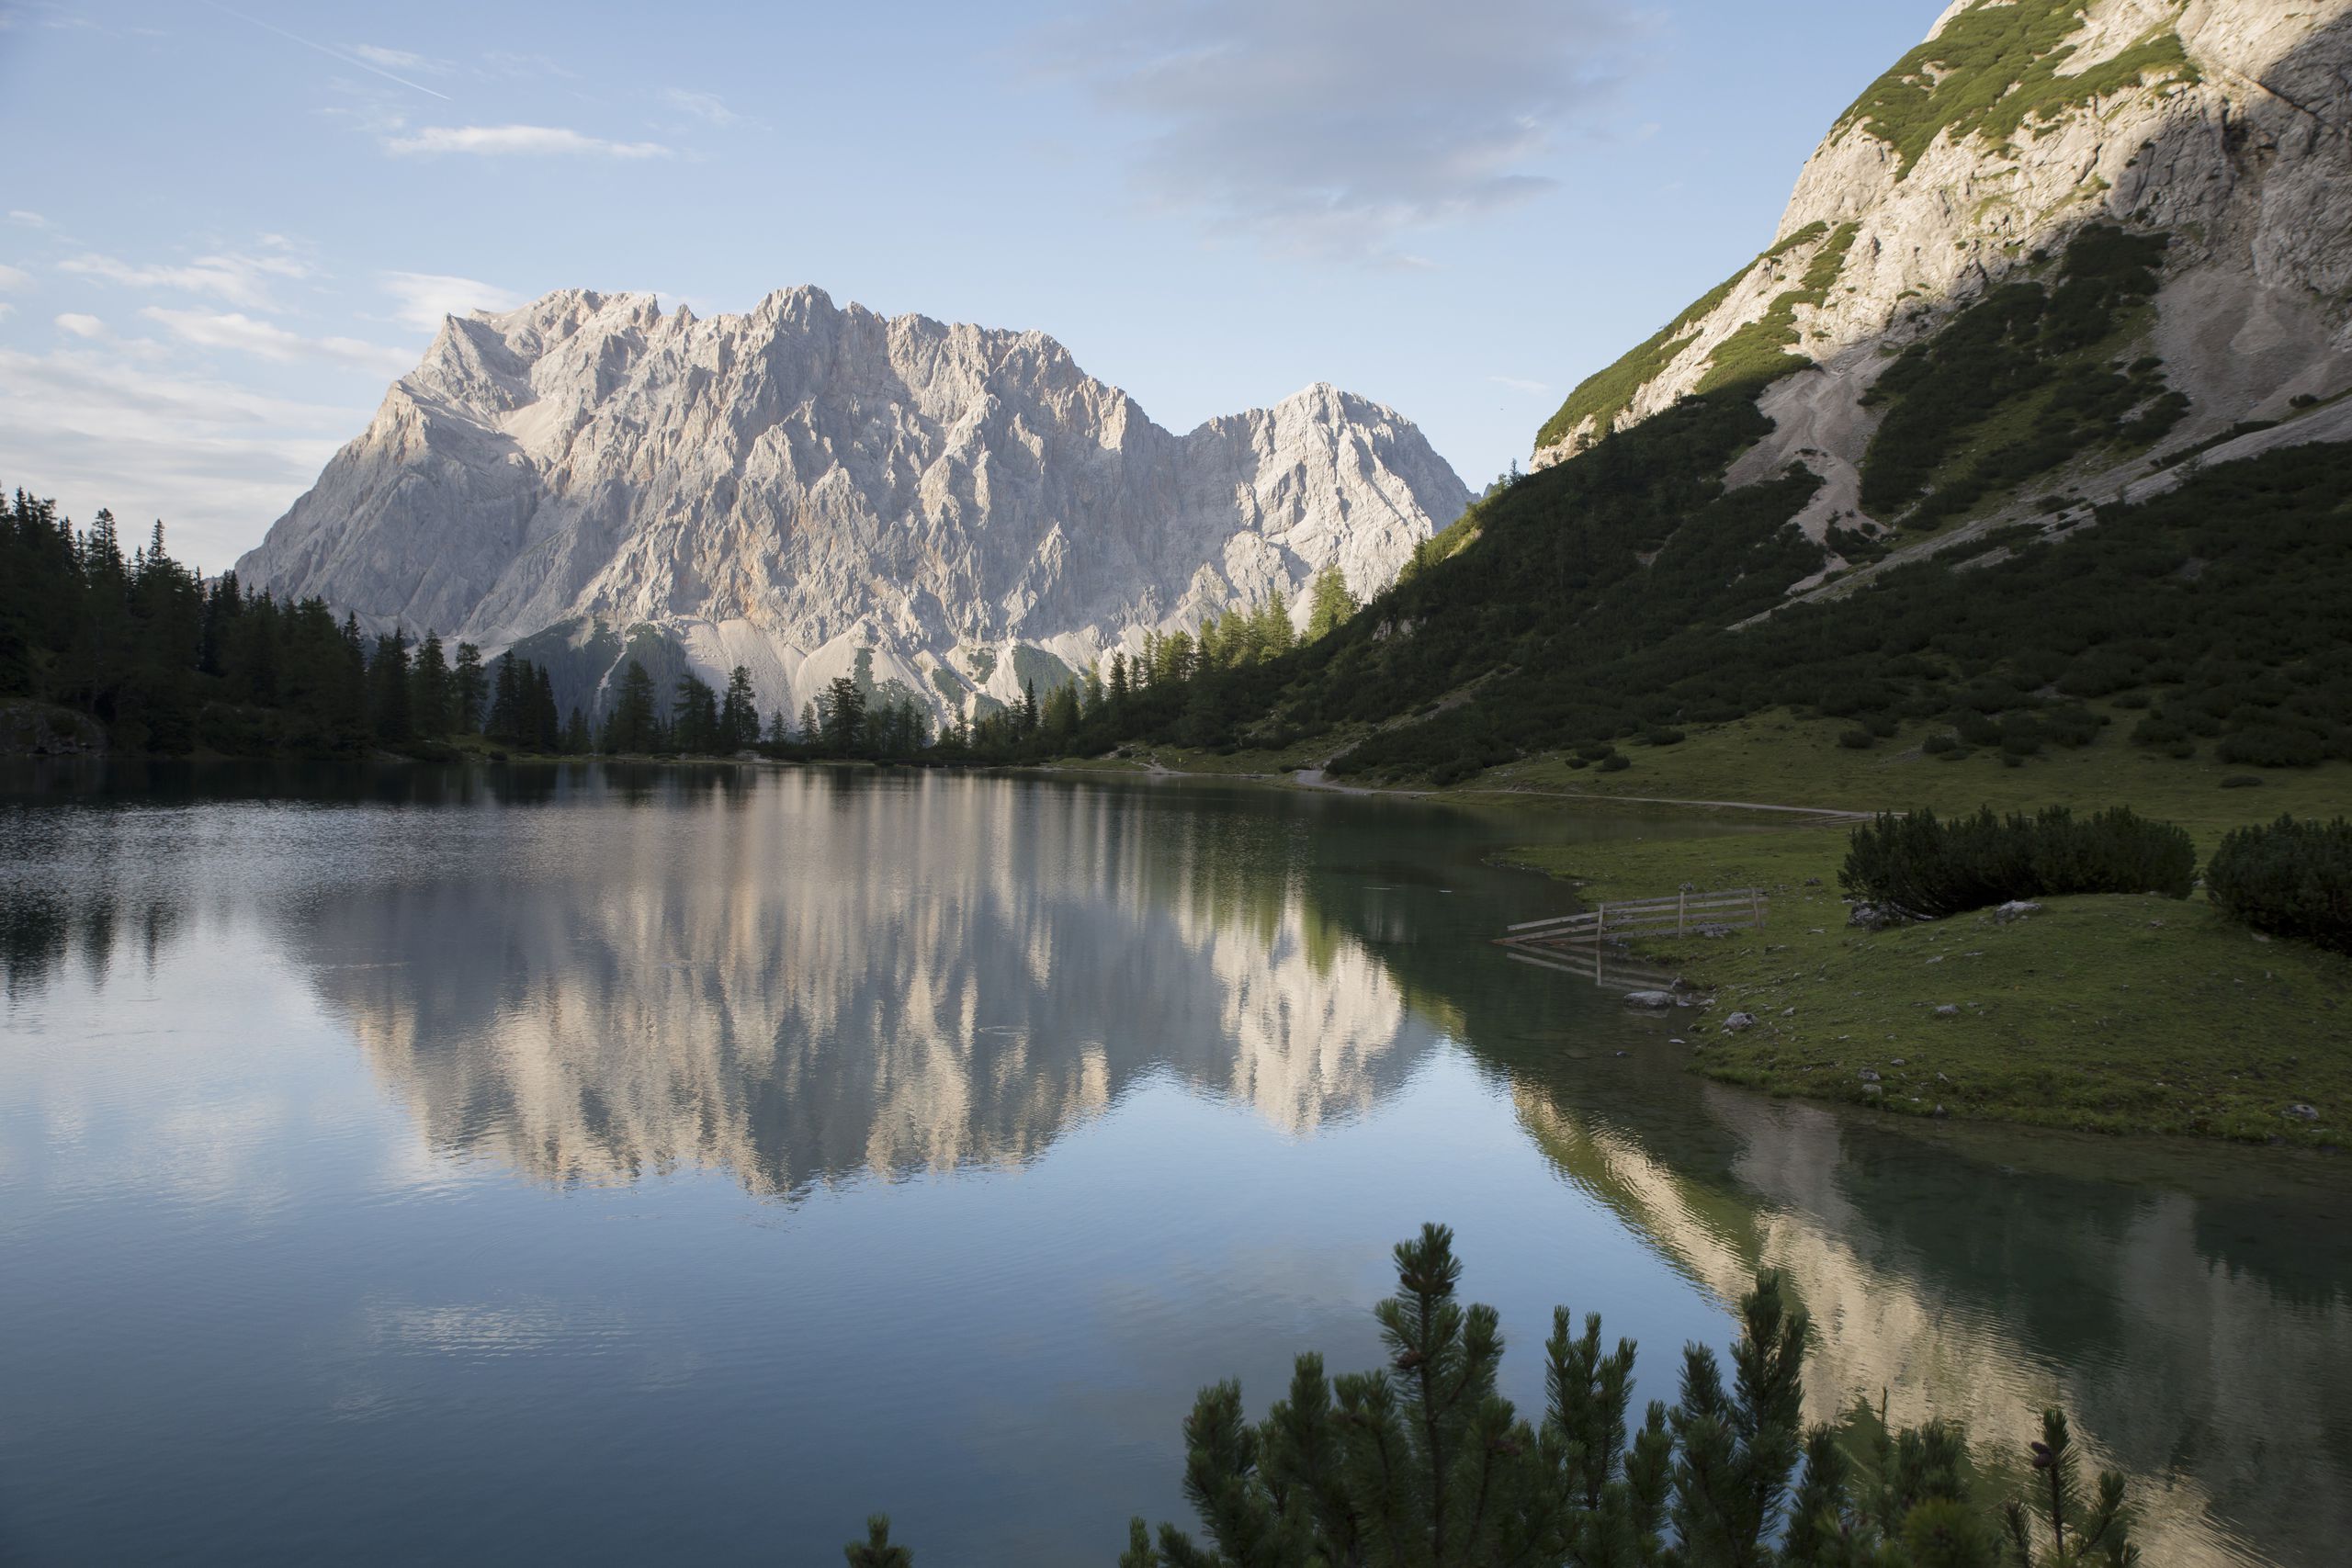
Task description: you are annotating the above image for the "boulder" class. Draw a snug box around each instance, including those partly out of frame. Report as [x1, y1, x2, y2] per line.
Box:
[1623, 990, 1678, 1010]
[1992, 900, 2043, 925]
[1724, 1012, 1758, 1032]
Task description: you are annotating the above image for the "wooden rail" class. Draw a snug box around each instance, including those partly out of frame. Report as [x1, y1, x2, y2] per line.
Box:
[1498, 887, 1768, 948]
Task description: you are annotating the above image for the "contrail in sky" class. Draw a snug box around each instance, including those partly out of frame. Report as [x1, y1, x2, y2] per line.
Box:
[198, 0, 454, 100]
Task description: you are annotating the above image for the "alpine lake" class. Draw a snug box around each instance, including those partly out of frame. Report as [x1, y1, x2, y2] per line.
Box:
[1, 763, 2344, 1565]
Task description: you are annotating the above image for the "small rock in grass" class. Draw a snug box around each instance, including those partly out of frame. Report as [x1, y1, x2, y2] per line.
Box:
[1668, 1038, 1687, 1045]
[1992, 900, 2042, 925]
[1614, 1050, 1630, 1058]
[1849, 903, 1905, 931]
[1782, 1006, 1796, 1016]
[1623, 990, 1677, 1010]
[2287, 1103, 2321, 1121]
[1931, 1104, 1949, 1119]
[1858, 1068, 1883, 1083]
[1724, 1012, 1758, 1032]
[1891, 1058, 1905, 1066]
[1934, 1004, 1961, 1018]
[1804, 877, 1823, 886]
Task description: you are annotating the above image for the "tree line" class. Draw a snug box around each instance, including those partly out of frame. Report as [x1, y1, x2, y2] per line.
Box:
[0, 485, 1385, 765]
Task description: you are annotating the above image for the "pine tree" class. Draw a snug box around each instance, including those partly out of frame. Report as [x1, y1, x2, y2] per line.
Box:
[603, 659, 660, 753]
[368, 631, 413, 745]
[562, 705, 592, 754]
[530, 663, 560, 750]
[673, 672, 721, 753]
[1306, 564, 1361, 642]
[820, 676, 866, 754]
[451, 643, 488, 733]
[1102, 1226, 2098, 1568]
[842, 1516, 911, 1568]
[410, 633, 453, 737]
[719, 665, 760, 752]
[1261, 586, 1296, 657]
[484, 652, 517, 741]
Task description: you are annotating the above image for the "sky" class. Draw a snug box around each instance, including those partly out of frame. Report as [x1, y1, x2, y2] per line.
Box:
[0, 0, 1943, 569]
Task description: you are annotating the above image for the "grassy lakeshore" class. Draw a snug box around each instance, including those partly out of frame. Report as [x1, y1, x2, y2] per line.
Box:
[1487, 714, 2351, 1147]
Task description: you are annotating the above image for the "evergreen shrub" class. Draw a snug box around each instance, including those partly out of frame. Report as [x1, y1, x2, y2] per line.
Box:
[2205, 816, 2352, 953]
[1841, 805, 2195, 919]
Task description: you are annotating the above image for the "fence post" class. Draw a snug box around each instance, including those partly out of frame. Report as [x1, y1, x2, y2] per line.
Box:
[1749, 887, 1762, 929]
[1678, 889, 1687, 937]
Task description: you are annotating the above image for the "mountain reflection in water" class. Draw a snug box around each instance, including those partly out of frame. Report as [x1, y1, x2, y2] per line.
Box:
[298, 770, 1432, 1193]
[2, 761, 2346, 1567]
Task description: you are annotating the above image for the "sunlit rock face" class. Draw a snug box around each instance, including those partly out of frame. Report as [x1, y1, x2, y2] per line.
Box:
[235, 287, 1469, 723]
[1534, 1, 2352, 497]
[295, 773, 1431, 1198]
[1516, 1086, 2352, 1568]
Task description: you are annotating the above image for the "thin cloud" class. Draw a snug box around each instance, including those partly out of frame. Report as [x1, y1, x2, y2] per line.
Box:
[0, 263, 30, 290]
[0, 344, 367, 566]
[1489, 375, 1552, 395]
[61, 246, 313, 311]
[196, 0, 451, 99]
[56, 313, 106, 338]
[380, 271, 522, 331]
[1035, 0, 1647, 265]
[349, 43, 448, 73]
[141, 308, 415, 375]
[8, 211, 51, 229]
[662, 88, 746, 128]
[384, 124, 672, 159]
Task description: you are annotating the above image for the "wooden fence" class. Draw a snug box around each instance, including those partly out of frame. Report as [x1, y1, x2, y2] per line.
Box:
[1498, 887, 1768, 950]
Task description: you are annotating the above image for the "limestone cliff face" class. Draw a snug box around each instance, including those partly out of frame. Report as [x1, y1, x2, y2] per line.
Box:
[236, 288, 1468, 720]
[1533, 0, 2352, 477]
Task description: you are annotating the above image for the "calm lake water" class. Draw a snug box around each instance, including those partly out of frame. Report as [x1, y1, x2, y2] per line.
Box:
[1, 763, 2346, 1565]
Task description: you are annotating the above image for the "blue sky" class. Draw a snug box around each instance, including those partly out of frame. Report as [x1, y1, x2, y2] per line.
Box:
[0, 0, 1939, 567]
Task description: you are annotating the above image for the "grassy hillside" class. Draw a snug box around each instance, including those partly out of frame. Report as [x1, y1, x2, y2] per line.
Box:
[1834, 0, 2197, 178]
[1512, 822, 2349, 1148]
[1222, 409, 2351, 790]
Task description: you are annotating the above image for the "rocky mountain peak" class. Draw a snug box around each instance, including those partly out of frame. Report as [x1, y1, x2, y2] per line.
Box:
[237, 287, 1468, 726]
[1534, 0, 2352, 471]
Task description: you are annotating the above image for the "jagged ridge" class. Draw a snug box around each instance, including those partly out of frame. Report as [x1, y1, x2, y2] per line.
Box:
[236, 287, 1469, 723]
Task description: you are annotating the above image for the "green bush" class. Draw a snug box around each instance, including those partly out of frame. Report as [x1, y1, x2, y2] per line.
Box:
[850, 1226, 2147, 1567]
[1839, 728, 1876, 750]
[2216, 727, 2325, 768]
[1841, 805, 2195, 919]
[2205, 816, 2352, 953]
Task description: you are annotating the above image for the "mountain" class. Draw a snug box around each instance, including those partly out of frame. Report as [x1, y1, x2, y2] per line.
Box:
[234, 287, 1468, 724]
[1539, 0, 2351, 479]
[1209, 0, 2352, 782]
